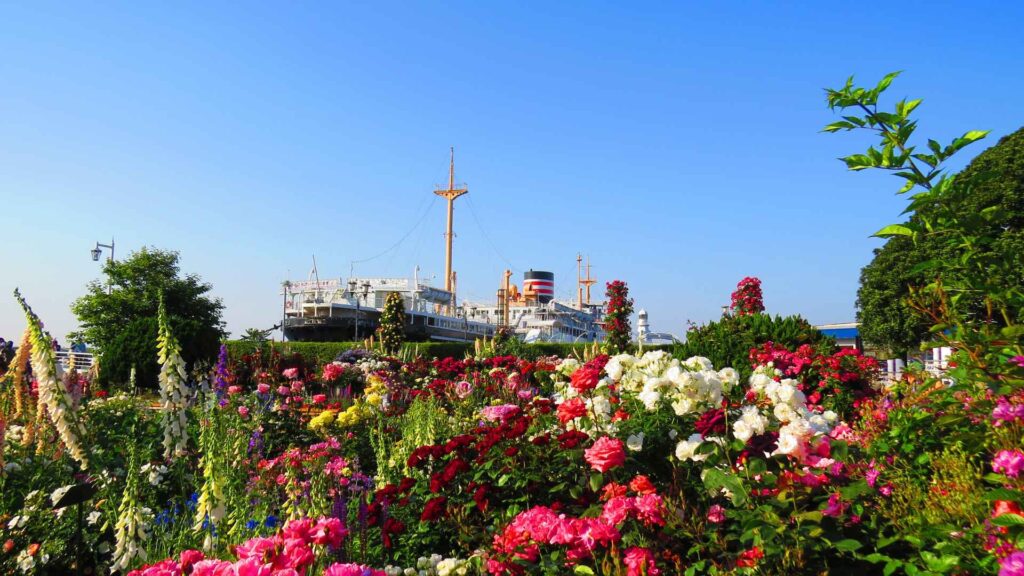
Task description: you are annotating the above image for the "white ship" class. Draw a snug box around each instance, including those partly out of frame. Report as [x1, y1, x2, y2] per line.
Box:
[281, 150, 607, 344]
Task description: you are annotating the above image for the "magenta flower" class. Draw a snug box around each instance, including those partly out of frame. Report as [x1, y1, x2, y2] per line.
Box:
[1010, 356, 1024, 368]
[994, 450, 1024, 478]
[1001, 550, 1024, 576]
[993, 397, 1024, 426]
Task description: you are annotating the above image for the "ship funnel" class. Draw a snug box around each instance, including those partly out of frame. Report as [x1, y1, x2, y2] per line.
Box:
[524, 270, 554, 304]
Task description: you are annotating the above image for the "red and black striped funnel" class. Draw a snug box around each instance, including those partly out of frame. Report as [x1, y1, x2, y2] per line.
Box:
[524, 270, 554, 303]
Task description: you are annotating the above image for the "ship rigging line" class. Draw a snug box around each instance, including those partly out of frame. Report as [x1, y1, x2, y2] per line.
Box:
[350, 196, 438, 270]
[465, 194, 520, 273]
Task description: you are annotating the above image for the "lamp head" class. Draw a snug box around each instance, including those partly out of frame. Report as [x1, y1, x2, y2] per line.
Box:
[91, 246, 102, 261]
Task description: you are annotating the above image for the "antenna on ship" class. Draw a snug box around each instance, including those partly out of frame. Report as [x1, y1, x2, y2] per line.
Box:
[434, 147, 468, 311]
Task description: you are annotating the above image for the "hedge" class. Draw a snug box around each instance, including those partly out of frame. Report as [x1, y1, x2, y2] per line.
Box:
[223, 340, 674, 364]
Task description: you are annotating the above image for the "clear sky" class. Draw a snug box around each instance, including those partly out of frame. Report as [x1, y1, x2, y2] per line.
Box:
[2, 1, 1022, 342]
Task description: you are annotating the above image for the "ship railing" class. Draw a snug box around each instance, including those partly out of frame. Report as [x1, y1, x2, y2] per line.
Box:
[56, 350, 94, 371]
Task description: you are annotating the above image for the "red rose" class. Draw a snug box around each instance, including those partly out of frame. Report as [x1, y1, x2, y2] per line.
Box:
[420, 496, 447, 522]
[993, 500, 1023, 518]
[694, 409, 726, 438]
[571, 365, 601, 393]
[557, 397, 588, 424]
[629, 475, 656, 495]
[737, 546, 764, 568]
[584, 436, 626, 473]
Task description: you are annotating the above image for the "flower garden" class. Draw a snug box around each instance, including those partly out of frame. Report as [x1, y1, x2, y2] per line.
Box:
[2, 76, 1024, 576]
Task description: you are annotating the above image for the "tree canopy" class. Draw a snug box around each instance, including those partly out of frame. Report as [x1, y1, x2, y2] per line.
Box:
[856, 126, 1024, 356]
[71, 247, 225, 388]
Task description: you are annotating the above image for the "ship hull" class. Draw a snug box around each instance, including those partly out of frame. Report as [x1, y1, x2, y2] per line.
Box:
[283, 309, 495, 343]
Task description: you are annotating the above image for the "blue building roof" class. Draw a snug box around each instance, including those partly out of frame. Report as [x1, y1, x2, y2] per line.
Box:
[818, 327, 859, 339]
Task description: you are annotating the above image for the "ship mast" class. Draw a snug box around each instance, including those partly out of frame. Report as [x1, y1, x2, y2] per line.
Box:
[434, 147, 468, 308]
[577, 253, 597, 309]
[582, 256, 597, 305]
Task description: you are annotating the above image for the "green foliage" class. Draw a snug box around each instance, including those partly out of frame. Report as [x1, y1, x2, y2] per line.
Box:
[827, 72, 1023, 575]
[71, 248, 225, 389]
[674, 312, 834, 380]
[856, 127, 1024, 356]
[376, 292, 407, 355]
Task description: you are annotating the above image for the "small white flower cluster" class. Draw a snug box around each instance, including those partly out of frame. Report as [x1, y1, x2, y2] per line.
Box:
[747, 367, 838, 456]
[4, 423, 25, 444]
[610, 352, 738, 416]
[675, 434, 725, 462]
[383, 554, 471, 576]
[357, 357, 389, 375]
[17, 547, 49, 573]
[140, 462, 169, 486]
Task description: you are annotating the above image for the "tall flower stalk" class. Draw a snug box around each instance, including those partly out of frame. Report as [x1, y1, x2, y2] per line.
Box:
[112, 442, 148, 573]
[8, 329, 32, 419]
[14, 289, 90, 470]
[157, 295, 189, 460]
[213, 344, 229, 404]
[194, 405, 227, 551]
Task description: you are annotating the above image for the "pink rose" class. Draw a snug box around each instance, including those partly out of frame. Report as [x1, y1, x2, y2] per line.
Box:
[600, 496, 634, 525]
[324, 564, 387, 576]
[257, 383, 271, 394]
[312, 394, 327, 404]
[237, 406, 249, 418]
[282, 368, 299, 380]
[227, 385, 242, 395]
[624, 546, 660, 576]
[290, 381, 304, 393]
[178, 550, 204, 572]
[454, 380, 473, 399]
[277, 385, 290, 396]
[584, 436, 626, 473]
[706, 504, 726, 523]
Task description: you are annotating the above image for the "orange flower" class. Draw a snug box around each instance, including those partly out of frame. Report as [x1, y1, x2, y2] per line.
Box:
[27, 543, 40, 556]
[3, 540, 14, 554]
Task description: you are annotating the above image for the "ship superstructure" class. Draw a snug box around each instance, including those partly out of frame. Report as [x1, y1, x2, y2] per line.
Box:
[281, 150, 608, 343]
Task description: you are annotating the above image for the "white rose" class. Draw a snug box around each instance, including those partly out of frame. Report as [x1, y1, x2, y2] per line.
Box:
[675, 433, 709, 462]
[733, 420, 753, 443]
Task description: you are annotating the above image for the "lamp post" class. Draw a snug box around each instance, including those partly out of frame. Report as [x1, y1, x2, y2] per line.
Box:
[91, 238, 115, 294]
[348, 280, 372, 341]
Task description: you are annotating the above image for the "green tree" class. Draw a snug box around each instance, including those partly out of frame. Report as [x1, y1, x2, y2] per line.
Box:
[675, 312, 834, 380]
[376, 291, 406, 354]
[71, 247, 225, 389]
[854, 126, 1024, 356]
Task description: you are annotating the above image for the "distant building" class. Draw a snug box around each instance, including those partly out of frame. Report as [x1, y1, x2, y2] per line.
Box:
[636, 309, 681, 346]
[814, 322, 861, 350]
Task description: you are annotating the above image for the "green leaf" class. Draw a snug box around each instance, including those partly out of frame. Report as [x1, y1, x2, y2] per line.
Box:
[984, 488, 1024, 502]
[589, 472, 603, 493]
[921, 550, 959, 573]
[991, 513, 1024, 527]
[873, 224, 914, 238]
[875, 71, 901, 94]
[573, 567, 595, 575]
[834, 539, 863, 553]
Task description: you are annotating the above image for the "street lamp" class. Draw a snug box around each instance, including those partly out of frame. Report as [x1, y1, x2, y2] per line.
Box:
[91, 238, 116, 294]
[348, 280, 372, 341]
[91, 239, 114, 262]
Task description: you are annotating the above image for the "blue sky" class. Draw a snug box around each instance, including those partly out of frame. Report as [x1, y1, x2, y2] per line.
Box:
[2, 1, 1022, 342]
